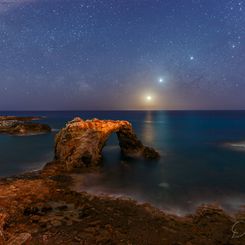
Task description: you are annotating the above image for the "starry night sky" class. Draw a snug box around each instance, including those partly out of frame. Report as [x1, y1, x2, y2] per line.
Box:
[0, 0, 244, 110]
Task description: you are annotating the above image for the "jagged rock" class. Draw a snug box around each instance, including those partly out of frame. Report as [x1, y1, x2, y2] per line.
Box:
[6, 233, 32, 245]
[54, 117, 160, 171]
[0, 116, 51, 136]
[0, 212, 7, 244]
[0, 170, 243, 244]
[23, 206, 39, 216]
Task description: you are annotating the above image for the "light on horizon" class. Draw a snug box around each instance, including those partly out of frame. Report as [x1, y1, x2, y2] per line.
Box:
[146, 95, 152, 101]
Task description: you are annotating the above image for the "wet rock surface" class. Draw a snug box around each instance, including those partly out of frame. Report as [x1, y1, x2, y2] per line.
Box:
[0, 116, 51, 136]
[55, 117, 160, 171]
[0, 170, 244, 244]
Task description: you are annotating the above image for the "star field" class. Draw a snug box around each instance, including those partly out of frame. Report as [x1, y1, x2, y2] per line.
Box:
[0, 0, 244, 110]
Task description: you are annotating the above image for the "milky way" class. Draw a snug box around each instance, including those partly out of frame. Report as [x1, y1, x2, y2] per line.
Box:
[0, 0, 244, 110]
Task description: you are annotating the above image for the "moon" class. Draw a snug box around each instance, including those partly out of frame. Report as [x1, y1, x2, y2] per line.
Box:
[146, 95, 152, 101]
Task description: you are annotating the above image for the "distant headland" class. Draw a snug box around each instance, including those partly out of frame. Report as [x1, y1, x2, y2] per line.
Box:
[0, 116, 51, 136]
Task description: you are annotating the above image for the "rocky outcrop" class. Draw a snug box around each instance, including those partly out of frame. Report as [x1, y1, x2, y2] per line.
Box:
[0, 116, 44, 122]
[0, 116, 51, 136]
[0, 172, 242, 245]
[55, 117, 159, 171]
[0, 212, 7, 244]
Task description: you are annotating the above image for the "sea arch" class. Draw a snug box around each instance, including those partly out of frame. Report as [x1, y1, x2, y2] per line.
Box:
[54, 117, 159, 171]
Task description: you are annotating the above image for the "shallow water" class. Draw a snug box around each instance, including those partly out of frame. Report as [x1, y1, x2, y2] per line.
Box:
[1, 110, 245, 214]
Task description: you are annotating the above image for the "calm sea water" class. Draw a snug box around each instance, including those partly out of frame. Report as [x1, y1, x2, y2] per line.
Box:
[1, 110, 245, 214]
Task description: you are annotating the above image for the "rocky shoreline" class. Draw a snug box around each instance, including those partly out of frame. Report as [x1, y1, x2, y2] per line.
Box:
[0, 116, 51, 136]
[0, 117, 245, 244]
[1, 167, 245, 245]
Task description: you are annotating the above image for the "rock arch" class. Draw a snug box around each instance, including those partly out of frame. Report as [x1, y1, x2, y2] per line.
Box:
[55, 117, 160, 171]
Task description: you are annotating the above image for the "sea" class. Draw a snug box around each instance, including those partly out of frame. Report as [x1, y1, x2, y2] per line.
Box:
[1, 110, 245, 214]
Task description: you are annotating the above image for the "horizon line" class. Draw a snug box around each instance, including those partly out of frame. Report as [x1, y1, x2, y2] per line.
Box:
[1, 109, 245, 112]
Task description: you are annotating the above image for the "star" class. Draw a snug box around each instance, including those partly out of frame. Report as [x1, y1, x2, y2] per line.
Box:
[190, 56, 194, 60]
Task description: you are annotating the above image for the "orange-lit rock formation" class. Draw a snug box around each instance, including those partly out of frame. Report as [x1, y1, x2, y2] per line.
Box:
[55, 117, 160, 171]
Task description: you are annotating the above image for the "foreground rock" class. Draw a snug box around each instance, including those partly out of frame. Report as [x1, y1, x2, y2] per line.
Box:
[55, 117, 160, 171]
[0, 170, 244, 245]
[0, 116, 51, 136]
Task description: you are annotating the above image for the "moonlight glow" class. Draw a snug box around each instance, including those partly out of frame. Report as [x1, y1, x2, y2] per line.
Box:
[146, 95, 152, 101]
